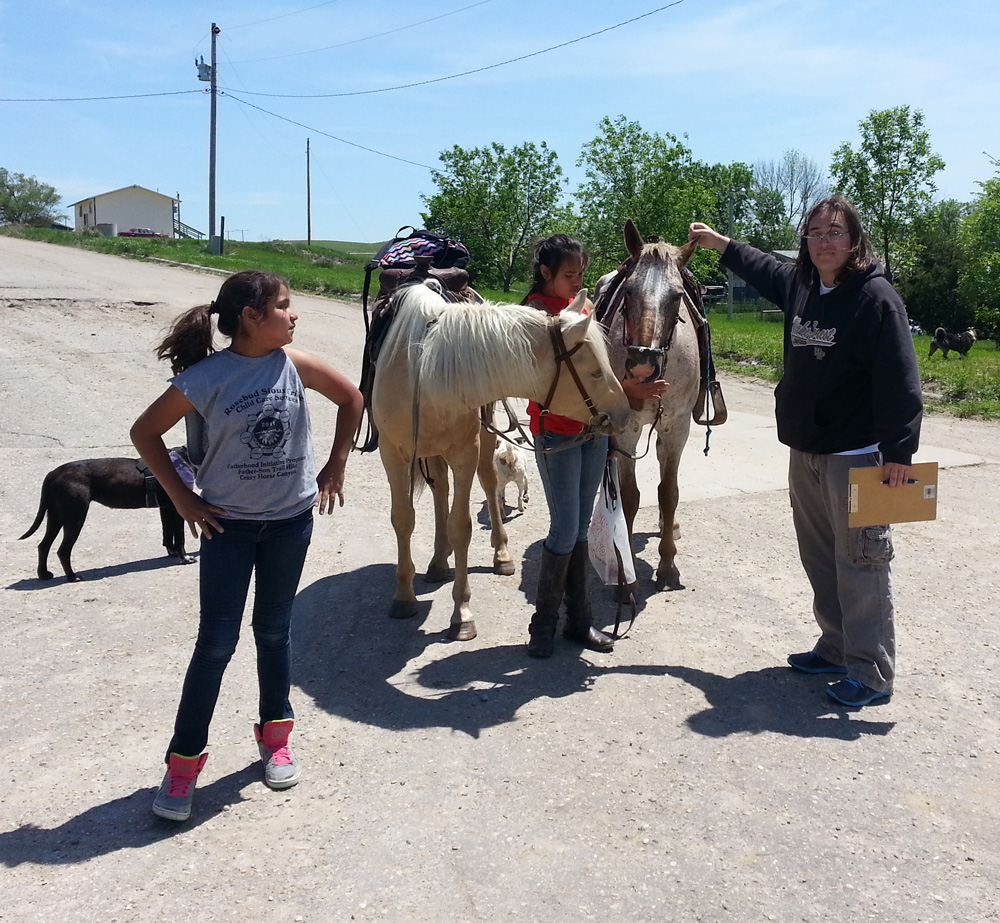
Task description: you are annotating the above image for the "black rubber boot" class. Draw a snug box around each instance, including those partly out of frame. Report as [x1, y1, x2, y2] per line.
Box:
[527, 548, 571, 658]
[563, 542, 614, 653]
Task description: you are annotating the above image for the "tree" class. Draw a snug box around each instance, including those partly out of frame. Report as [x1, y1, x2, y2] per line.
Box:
[574, 116, 713, 276]
[421, 141, 564, 291]
[959, 164, 1000, 344]
[753, 149, 828, 234]
[897, 199, 970, 332]
[0, 168, 63, 226]
[830, 106, 945, 281]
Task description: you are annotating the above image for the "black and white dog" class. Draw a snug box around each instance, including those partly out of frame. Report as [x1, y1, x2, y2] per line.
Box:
[929, 327, 977, 359]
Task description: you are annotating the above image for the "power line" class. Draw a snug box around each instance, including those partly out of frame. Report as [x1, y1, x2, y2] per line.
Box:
[229, 0, 497, 64]
[226, 0, 345, 31]
[0, 89, 204, 103]
[222, 0, 687, 99]
[223, 91, 436, 170]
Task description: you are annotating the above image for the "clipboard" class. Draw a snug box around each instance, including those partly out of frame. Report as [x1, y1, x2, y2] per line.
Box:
[848, 461, 938, 528]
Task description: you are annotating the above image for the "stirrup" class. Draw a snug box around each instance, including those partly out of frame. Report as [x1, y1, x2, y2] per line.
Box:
[693, 380, 728, 426]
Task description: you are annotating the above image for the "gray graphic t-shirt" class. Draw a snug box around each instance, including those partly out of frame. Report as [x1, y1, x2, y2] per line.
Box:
[171, 348, 317, 520]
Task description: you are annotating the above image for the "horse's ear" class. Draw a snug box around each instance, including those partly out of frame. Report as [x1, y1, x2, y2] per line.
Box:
[560, 305, 594, 346]
[624, 219, 644, 258]
[677, 240, 698, 268]
[565, 289, 590, 314]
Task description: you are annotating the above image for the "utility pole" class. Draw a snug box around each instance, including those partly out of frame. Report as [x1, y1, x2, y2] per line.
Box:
[306, 138, 312, 246]
[195, 25, 220, 244]
[727, 187, 735, 321]
[209, 23, 219, 242]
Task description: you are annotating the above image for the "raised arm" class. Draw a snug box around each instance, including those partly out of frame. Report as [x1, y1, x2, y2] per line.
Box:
[286, 348, 365, 515]
[688, 222, 732, 253]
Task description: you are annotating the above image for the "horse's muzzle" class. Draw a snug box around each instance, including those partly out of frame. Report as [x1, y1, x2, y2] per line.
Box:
[590, 412, 617, 435]
[625, 346, 665, 382]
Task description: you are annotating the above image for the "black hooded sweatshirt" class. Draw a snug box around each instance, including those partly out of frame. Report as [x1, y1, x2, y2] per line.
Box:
[721, 241, 922, 465]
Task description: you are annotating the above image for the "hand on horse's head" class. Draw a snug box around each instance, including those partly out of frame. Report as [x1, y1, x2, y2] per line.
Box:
[688, 223, 730, 254]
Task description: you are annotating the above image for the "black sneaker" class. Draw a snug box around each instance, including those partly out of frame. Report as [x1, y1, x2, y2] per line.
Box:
[787, 651, 848, 674]
[827, 678, 892, 707]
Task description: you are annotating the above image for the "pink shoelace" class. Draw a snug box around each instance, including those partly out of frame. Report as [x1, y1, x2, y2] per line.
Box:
[167, 771, 198, 797]
[266, 743, 294, 766]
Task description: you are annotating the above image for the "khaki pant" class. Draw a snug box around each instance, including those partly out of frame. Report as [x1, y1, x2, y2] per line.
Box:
[788, 449, 895, 692]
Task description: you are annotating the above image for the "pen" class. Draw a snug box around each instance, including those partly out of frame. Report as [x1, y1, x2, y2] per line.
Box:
[880, 479, 919, 485]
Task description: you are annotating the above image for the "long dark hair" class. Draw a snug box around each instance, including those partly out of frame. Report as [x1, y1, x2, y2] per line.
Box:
[156, 270, 288, 373]
[795, 195, 876, 287]
[522, 234, 588, 303]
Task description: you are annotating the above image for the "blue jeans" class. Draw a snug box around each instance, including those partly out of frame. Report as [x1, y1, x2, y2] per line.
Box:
[534, 432, 608, 556]
[167, 508, 313, 758]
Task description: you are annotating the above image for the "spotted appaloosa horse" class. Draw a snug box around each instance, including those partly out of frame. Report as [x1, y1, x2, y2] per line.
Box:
[372, 280, 630, 640]
[596, 220, 703, 592]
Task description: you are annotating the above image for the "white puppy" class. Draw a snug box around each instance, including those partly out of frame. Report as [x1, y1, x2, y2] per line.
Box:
[494, 439, 529, 513]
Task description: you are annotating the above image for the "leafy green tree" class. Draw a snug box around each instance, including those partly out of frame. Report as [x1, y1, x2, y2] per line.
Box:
[897, 199, 970, 332]
[421, 141, 564, 291]
[574, 116, 713, 276]
[830, 106, 945, 281]
[959, 167, 1000, 344]
[0, 168, 63, 226]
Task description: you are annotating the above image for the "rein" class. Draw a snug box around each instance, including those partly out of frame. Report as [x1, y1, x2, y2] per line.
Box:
[481, 312, 614, 457]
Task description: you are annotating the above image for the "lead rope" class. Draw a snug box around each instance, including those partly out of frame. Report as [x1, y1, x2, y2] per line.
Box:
[702, 313, 714, 456]
[601, 459, 637, 639]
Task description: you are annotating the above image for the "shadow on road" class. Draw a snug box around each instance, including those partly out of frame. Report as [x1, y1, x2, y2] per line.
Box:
[0, 765, 259, 867]
[663, 664, 895, 740]
[291, 555, 666, 740]
[6, 553, 196, 591]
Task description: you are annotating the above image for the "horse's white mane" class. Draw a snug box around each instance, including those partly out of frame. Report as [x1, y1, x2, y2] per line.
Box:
[382, 282, 606, 408]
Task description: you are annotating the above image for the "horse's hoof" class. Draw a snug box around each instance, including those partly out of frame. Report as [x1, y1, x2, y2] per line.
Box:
[447, 622, 478, 642]
[388, 599, 418, 619]
[424, 565, 451, 584]
[654, 573, 684, 592]
[493, 560, 515, 577]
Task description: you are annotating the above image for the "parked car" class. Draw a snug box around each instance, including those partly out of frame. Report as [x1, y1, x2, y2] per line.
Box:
[118, 228, 167, 237]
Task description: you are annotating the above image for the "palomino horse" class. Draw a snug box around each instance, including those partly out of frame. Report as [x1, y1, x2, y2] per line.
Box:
[372, 280, 630, 641]
[596, 220, 703, 591]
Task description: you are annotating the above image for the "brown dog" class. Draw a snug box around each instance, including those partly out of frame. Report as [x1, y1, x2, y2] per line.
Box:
[19, 453, 194, 582]
[929, 326, 977, 358]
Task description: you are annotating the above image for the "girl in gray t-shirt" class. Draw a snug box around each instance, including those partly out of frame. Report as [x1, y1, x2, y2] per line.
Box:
[131, 269, 362, 822]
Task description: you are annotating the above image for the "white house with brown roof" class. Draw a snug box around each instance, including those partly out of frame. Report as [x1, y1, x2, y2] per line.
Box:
[69, 185, 177, 237]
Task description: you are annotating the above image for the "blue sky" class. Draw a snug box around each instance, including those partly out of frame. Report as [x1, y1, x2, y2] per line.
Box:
[2, 0, 999, 244]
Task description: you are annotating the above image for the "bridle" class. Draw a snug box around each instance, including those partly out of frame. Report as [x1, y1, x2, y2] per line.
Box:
[535, 315, 613, 439]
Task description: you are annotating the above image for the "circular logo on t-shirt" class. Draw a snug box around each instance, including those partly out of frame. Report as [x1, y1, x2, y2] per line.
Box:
[241, 402, 292, 459]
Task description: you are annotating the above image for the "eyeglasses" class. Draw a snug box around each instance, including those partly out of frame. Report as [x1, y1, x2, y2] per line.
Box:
[802, 230, 849, 245]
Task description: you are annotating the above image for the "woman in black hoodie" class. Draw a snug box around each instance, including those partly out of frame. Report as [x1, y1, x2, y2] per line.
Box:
[688, 196, 922, 708]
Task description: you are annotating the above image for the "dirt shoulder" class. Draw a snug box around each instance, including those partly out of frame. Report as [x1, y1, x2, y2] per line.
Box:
[1, 236, 998, 923]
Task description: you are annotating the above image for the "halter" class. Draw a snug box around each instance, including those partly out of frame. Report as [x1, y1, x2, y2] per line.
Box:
[594, 245, 724, 456]
[536, 315, 612, 436]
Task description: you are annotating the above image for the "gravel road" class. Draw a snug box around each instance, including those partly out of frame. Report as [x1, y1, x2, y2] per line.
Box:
[1, 235, 998, 923]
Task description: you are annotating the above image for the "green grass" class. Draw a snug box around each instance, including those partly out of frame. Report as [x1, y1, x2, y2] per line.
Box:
[1, 227, 374, 298]
[5, 226, 998, 419]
